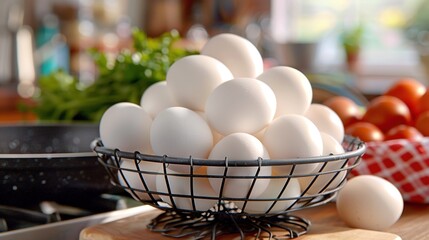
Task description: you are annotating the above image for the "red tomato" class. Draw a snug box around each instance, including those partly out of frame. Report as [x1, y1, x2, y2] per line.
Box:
[415, 111, 429, 137]
[384, 78, 426, 119]
[362, 95, 411, 133]
[345, 122, 384, 142]
[323, 96, 362, 127]
[418, 90, 429, 116]
[385, 124, 423, 141]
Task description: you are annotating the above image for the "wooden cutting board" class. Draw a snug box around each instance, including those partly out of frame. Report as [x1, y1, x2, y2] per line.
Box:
[79, 207, 401, 240]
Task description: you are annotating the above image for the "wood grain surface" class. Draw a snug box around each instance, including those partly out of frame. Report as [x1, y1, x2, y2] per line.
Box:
[79, 202, 426, 240]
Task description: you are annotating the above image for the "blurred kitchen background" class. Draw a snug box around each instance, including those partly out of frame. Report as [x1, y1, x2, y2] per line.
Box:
[1, 0, 429, 121]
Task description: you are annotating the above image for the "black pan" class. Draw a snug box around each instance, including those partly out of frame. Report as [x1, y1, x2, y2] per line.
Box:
[0, 124, 121, 206]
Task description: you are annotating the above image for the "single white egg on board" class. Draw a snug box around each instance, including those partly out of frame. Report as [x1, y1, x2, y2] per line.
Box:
[239, 178, 301, 214]
[207, 133, 272, 199]
[118, 159, 162, 201]
[166, 55, 233, 111]
[99, 102, 153, 153]
[201, 33, 264, 78]
[150, 107, 213, 172]
[304, 103, 345, 143]
[140, 81, 178, 118]
[262, 114, 323, 174]
[205, 78, 276, 135]
[299, 133, 347, 195]
[257, 66, 313, 117]
[156, 168, 218, 212]
[336, 175, 404, 231]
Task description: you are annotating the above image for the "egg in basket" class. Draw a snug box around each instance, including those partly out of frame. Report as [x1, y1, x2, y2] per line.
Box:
[92, 33, 365, 239]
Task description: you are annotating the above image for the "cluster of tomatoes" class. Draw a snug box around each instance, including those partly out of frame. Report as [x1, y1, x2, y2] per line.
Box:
[324, 78, 429, 142]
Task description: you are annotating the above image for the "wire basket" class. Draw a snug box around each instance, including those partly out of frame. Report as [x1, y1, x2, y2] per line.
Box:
[93, 135, 365, 239]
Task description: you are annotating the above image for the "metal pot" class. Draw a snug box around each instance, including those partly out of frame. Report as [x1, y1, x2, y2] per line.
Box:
[0, 124, 120, 206]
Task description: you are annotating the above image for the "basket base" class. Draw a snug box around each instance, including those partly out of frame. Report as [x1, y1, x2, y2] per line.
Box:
[147, 209, 310, 239]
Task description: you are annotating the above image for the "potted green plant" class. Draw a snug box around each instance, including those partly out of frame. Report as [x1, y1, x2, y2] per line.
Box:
[340, 24, 364, 72]
[404, 1, 429, 79]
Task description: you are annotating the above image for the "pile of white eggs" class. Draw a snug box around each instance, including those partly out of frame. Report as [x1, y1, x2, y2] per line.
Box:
[99, 33, 346, 214]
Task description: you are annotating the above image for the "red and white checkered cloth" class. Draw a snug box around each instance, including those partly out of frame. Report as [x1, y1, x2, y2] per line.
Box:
[350, 137, 429, 203]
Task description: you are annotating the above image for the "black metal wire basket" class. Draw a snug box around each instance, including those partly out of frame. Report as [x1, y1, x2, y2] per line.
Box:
[93, 135, 365, 239]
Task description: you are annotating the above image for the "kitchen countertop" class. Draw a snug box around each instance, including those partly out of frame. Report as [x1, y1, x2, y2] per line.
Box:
[0, 91, 36, 123]
[80, 201, 428, 240]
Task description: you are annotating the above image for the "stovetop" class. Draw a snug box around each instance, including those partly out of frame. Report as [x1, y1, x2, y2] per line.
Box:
[0, 194, 150, 240]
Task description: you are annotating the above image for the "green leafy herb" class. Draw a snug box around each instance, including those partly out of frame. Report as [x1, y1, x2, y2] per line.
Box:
[32, 29, 197, 122]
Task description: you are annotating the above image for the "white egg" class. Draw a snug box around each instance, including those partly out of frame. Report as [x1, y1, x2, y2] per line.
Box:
[238, 178, 301, 214]
[118, 159, 162, 201]
[253, 127, 267, 142]
[205, 78, 276, 135]
[212, 130, 224, 145]
[201, 33, 264, 78]
[257, 66, 312, 117]
[140, 81, 178, 118]
[207, 133, 271, 199]
[196, 111, 224, 144]
[166, 55, 233, 111]
[99, 102, 152, 153]
[156, 168, 217, 211]
[304, 103, 345, 143]
[320, 132, 345, 156]
[299, 133, 347, 195]
[150, 107, 213, 172]
[336, 175, 403, 231]
[262, 114, 323, 174]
